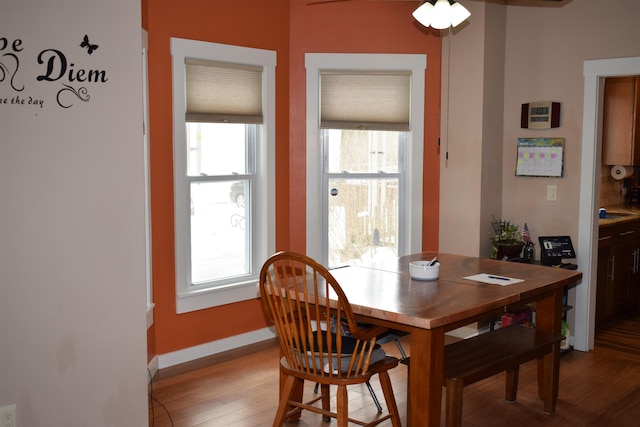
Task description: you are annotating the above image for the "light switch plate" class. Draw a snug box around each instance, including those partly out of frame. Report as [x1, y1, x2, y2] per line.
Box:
[547, 185, 558, 201]
[0, 404, 16, 427]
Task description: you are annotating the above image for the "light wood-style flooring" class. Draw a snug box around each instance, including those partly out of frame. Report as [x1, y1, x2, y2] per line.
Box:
[149, 312, 640, 427]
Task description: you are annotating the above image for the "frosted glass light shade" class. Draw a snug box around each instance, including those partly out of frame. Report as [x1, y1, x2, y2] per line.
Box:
[412, 0, 470, 29]
[430, 0, 452, 29]
[411, 2, 434, 28]
[450, 2, 471, 27]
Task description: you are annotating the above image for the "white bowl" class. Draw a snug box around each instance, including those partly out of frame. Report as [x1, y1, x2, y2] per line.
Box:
[409, 260, 440, 281]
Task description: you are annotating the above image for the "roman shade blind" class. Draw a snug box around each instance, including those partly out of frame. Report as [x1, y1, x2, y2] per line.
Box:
[320, 70, 411, 131]
[185, 58, 263, 124]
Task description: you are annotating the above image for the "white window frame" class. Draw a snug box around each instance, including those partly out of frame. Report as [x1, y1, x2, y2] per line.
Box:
[305, 53, 426, 264]
[171, 38, 276, 313]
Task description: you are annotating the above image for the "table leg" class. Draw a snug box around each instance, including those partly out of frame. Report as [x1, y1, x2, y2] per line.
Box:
[534, 287, 563, 413]
[407, 327, 445, 427]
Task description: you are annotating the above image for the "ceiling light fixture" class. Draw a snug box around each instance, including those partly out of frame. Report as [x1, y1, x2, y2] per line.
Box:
[412, 0, 471, 30]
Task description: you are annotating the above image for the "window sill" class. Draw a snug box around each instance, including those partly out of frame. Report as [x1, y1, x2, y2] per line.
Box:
[176, 280, 260, 314]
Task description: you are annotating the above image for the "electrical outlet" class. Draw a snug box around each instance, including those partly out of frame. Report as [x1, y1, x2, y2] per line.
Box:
[0, 404, 17, 427]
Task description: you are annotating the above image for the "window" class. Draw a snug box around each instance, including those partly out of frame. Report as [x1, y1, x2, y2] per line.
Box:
[171, 38, 276, 313]
[324, 128, 406, 267]
[305, 54, 426, 266]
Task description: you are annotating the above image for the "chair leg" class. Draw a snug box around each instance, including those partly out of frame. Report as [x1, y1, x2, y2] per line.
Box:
[317, 380, 383, 418]
[321, 383, 331, 422]
[395, 338, 408, 361]
[445, 378, 464, 427]
[365, 381, 383, 413]
[505, 366, 520, 402]
[336, 384, 348, 427]
[273, 375, 298, 427]
[378, 371, 402, 427]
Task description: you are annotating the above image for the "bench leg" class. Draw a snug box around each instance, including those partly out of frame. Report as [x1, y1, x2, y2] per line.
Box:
[505, 366, 519, 402]
[445, 378, 464, 427]
[539, 349, 560, 413]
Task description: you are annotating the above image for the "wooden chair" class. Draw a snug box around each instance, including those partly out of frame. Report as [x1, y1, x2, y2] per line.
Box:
[259, 251, 402, 427]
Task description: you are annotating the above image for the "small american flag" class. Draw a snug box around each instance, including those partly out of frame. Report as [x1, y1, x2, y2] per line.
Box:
[523, 222, 531, 243]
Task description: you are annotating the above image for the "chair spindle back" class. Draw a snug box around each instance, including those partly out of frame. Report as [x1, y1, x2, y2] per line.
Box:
[259, 251, 376, 379]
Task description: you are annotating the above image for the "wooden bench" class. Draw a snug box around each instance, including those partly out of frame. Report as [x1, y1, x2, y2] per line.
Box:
[401, 325, 565, 427]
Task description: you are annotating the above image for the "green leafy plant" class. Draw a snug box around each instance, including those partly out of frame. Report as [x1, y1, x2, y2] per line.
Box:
[489, 218, 525, 259]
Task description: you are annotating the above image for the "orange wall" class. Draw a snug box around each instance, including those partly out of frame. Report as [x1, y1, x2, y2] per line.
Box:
[146, 0, 441, 359]
[146, 0, 290, 357]
[288, 1, 442, 254]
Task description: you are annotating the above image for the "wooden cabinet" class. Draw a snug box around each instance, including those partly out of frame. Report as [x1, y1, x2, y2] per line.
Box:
[596, 220, 640, 328]
[602, 76, 640, 166]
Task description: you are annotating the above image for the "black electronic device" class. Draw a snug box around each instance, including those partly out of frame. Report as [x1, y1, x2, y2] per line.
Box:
[538, 235, 577, 268]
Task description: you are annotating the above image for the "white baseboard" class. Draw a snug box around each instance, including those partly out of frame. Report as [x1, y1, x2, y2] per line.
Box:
[155, 326, 277, 369]
[147, 355, 159, 380]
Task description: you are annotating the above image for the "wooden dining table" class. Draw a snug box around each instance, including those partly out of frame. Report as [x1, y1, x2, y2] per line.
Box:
[328, 252, 583, 427]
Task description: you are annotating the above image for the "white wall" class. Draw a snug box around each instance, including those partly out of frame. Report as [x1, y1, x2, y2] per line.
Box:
[438, 3, 485, 257]
[444, 0, 640, 249]
[0, 1, 148, 426]
[498, 0, 640, 247]
[439, 1, 506, 258]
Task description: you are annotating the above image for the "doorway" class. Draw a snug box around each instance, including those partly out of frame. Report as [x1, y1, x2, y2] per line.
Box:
[576, 56, 640, 351]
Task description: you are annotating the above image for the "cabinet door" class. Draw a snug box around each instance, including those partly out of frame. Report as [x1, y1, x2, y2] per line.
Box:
[597, 222, 640, 328]
[630, 244, 640, 306]
[612, 239, 636, 313]
[602, 76, 637, 165]
[596, 245, 614, 327]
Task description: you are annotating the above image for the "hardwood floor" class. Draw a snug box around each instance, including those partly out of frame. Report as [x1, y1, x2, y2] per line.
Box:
[149, 314, 640, 426]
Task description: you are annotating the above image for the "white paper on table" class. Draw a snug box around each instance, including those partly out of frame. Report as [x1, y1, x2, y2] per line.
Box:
[463, 273, 524, 286]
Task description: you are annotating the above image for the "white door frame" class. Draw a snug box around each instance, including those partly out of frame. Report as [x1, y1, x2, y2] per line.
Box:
[576, 56, 640, 351]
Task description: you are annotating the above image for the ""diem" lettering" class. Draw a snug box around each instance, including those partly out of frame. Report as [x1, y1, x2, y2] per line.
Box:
[36, 49, 108, 83]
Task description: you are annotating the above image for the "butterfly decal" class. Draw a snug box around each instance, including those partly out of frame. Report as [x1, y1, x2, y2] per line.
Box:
[80, 35, 99, 55]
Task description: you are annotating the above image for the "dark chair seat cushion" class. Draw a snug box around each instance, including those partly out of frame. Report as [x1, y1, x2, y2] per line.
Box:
[299, 331, 386, 373]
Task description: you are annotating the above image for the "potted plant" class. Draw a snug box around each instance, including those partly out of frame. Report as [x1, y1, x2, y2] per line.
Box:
[489, 218, 525, 259]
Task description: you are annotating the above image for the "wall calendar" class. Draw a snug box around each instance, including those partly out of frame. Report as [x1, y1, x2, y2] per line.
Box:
[515, 137, 565, 177]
